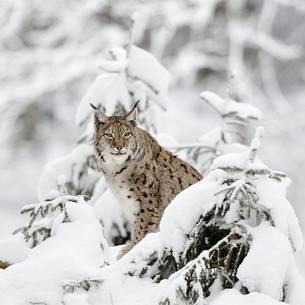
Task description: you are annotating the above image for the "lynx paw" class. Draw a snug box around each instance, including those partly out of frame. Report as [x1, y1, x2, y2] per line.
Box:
[117, 243, 133, 259]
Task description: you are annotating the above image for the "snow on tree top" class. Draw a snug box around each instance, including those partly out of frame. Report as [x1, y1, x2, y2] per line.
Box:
[76, 45, 170, 125]
[76, 72, 131, 124]
[201, 91, 262, 120]
[128, 46, 170, 97]
[210, 151, 268, 172]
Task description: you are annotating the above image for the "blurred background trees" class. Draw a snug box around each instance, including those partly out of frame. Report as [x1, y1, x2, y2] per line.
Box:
[0, 0, 304, 266]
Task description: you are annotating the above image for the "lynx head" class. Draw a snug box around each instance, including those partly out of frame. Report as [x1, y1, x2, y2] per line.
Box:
[92, 103, 139, 163]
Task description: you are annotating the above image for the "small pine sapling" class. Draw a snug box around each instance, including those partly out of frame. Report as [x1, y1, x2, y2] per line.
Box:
[168, 86, 262, 174]
[14, 175, 87, 247]
[157, 127, 299, 305]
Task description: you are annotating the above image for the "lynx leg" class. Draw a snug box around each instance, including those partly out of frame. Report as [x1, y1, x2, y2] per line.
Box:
[117, 209, 159, 259]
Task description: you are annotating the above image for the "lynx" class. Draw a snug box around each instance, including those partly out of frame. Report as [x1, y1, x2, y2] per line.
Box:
[92, 104, 202, 258]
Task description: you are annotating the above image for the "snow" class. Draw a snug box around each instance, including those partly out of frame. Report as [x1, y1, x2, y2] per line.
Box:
[1, 2, 305, 305]
[38, 144, 99, 200]
[128, 46, 170, 98]
[201, 91, 262, 120]
[0, 202, 108, 305]
[210, 151, 268, 172]
[76, 72, 131, 124]
[160, 179, 219, 259]
[89, 176, 107, 205]
[251, 126, 265, 150]
[160, 146, 303, 264]
[92, 189, 128, 245]
[1, 149, 305, 305]
[86, 234, 163, 305]
[63, 293, 90, 305]
[284, 259, 305, 305]
[154, 132, 180, 147]
[237, 223, 293, 300]
[255, 179, 303, 252]
[89, 270, 159, 305]
[111, 232, 162, 277]
[57, 174, 66, 187]
[211, 151, 247, 170]
[198, 125, 222, 147]
[0, 238, 30, 264]
[76, 45, 170, 125]
[209, 289, 285, 305]
[237, 223, 305, 304]
[210, 150, 303, 252]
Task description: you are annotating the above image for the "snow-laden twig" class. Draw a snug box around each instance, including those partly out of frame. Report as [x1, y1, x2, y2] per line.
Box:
[248, 126, 264, 163]
[14, 177, 87, 247]
[126, 12, 138, 58]
[63, 279, 104, 294]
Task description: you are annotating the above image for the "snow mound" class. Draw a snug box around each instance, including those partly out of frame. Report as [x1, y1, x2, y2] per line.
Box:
[210, 289, 285, 305]
[0, 238, 30, 265]
[237, 223, 293, 299]
[0, 203, 108, 305]
[210, 151, 267, 171]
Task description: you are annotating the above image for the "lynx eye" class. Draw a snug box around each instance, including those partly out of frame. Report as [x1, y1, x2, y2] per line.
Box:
[123, 131, 132, 138]
[104, 132, 114, 139]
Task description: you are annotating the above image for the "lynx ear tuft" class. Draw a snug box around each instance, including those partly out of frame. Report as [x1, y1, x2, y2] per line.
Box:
[90, 103, 108, 129]
[125, 101, 139, 126]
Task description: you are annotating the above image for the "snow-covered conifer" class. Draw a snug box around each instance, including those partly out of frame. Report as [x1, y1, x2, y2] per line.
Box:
[168, 88, 262, 174]
[156, 127, 304, 304]
[14, 175, 89, 247]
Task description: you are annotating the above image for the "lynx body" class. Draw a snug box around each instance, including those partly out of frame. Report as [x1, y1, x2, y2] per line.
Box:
[92, 105, 202, 258]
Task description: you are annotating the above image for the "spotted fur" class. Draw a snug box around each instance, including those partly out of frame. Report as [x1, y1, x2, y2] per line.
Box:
[92, 105, 202, 258]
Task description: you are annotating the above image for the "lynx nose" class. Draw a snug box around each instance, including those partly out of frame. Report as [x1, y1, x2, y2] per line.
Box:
[115, 146, 123, 152]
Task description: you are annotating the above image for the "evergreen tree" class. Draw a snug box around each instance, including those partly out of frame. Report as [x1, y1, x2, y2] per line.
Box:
[156, 127, 304, 304]
[14, 175, 88, 247]
[168, 86, 262, 174]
